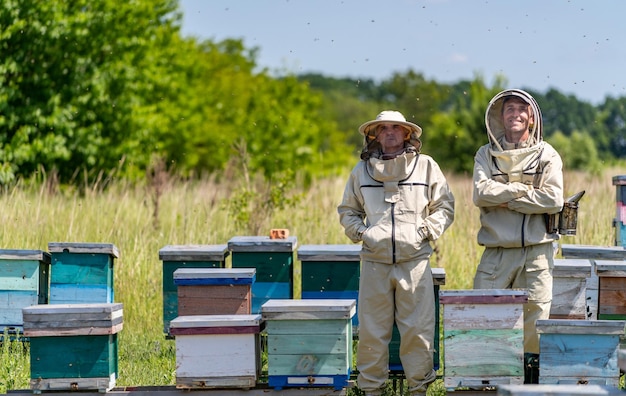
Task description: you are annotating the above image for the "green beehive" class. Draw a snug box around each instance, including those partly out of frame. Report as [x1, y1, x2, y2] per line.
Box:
[159, 244, 229, 336]
[0, 249, 50, 337]
[298, 244, 360, 328]
[23, 303, 123, 393]
[228, 236, 297, 313]
[48, 242, 119, 304]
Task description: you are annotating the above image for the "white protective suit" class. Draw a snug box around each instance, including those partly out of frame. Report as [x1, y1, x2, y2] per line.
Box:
[338, 130, 454, 394]
[472, 89, 564, 354]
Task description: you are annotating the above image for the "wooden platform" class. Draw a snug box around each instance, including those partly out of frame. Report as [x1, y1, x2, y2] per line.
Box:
[5, 384, 498, 396]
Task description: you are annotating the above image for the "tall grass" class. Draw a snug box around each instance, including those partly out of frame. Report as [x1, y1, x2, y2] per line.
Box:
[0, 166, 624, 394]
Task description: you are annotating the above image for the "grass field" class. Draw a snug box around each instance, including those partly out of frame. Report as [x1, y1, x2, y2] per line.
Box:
[0, 166, 624, 395]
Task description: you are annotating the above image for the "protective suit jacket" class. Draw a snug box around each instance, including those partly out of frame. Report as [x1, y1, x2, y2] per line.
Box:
[338, 149, 454, 264]
[473, 89, 564, 248]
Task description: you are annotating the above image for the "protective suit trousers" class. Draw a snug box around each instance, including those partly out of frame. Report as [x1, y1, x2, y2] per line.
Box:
[357, 258, 437, 394]
[473, 243, 554, 354]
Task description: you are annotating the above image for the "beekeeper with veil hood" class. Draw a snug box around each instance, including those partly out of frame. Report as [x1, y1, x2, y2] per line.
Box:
[472, 89, 564, 384]
[338, 110, 455, 396]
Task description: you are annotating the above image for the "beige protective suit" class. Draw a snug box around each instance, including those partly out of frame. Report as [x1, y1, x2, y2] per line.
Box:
[472, 89, 564, 355]
[338, 138, 454, 394]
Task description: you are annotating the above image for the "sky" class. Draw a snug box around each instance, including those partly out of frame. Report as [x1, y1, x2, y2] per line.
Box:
[179, 0, 626, 105]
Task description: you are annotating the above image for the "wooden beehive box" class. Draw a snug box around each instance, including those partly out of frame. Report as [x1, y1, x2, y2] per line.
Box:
[389, 267, 446, 372]
[173, 267, 255, 316]
[536, 319, 625, 386]
[297, 244, 360, 328]
[228, 236, 297, 313]
[595, 260, 626, 320]
[0, 249, 50, 336]
[498, 383, 625, 395]
[550, 259, 592, 319]
[159, 244, 229, 336]
[23, 303, 123, 393]
[261, 298, 356, 390]
[170, 314, 262, 389]
[48, 242, 119, 304]
[440, 289, 527, 390]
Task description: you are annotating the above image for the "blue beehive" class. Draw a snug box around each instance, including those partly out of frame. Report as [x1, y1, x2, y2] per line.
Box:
[48, 242, 119, 304]
[0, 249, 50, 336]
[537, 319, 625, 386]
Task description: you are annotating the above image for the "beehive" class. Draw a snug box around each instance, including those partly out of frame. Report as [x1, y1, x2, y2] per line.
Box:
[170, 314, 262, 389]
[537, 319, 625, 386]
[595, 260, 626, 320]
[440, 289, 527, 390]
[159, 244, 229, 336]
[297, 244, 360, 328]
[228, 236, 297, 313]
[23, 303, 123, 392]
[550, 259, 592, 319]
[0, 249, 50, 336]
[173, 267, 255, 316]
[262, 299, 355, 390]
[48, 242, 119, 304]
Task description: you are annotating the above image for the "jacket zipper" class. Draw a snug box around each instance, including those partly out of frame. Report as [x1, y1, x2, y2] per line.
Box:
[391, 202, 396, 264]
[521, 214, 526, 248]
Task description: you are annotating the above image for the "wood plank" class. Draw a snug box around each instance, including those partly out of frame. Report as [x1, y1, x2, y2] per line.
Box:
[30, 374, 116, 393]
[175, 376, 256, 390]
[174, 268, 255, 282]
[8, 384, 355, 396]
[550, 277, 587, 319]
[0, 261, 40, 290]
[440, 289, 528, 305]
[24, 322, 123, 336]
[297, 245, 361, 262]
[536, 319, 626, 335]
[443, 304, 524, 330]
[444, 376, 522, 389]
[498, 384, 624, 395]
[559, 244, 626, 260]
[175, 334, 257, 378]
[596, 260, 626, 276]
[265, 320, 349, 335]
[267, 354, 349, 376]
[553, 258, 592, 277]
[0, 249, 50, 262]
[48, 242, 119, 257]
[443, 329, 524, 377]
[267, 334, 348, 355]
[158, 244, 229, 262]
[261, 299, 356, 320]
[228, 236, 298, 252]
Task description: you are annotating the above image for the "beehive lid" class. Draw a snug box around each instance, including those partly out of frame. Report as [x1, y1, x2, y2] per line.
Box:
[431, 267, 446, 285]
[261, 298, 356, 320]
[297, 244, 361, 261]
[23, 303, 123, 336]
[48, 242, 119, 258]
[596, 260, 626, 276]
[169, 314, 262, 335]
[158, 244, 229, 261]
[553, 258, 592, 277]
[0, 249, 51, 263]
[440, 289, 528, 304]
[536, 319, 626, 335]
[173, 267, 256, 285]
[228, 236, 298, 252]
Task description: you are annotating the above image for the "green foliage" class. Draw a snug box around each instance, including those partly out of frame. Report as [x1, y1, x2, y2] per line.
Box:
[548, 130, 602, 173]
[0, 331, 29, 394]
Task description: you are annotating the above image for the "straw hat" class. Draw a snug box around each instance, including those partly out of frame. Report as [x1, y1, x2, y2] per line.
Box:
[358, 110, 422, 138]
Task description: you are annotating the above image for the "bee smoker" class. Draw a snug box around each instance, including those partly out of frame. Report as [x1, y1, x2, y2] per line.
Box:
[546, 191, 585, 236]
